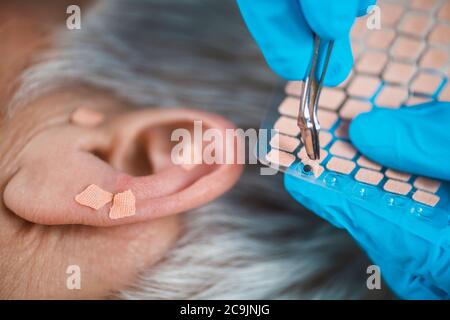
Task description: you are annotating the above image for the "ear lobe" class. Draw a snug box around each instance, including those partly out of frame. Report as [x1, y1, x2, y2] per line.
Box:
[4, 108, 243, 226]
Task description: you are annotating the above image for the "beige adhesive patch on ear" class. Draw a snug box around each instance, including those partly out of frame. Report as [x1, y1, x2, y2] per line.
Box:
[71, 108, 105, 127]
[180, 163, 197, 171]
[75, 184, 113, 210]
[109, 190, 136, 220]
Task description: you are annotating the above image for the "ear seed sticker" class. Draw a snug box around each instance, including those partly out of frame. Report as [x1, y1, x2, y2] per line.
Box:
[75, 184, 113, 210]
[109, 190, 136, 220]
[70, 107, 105, 127]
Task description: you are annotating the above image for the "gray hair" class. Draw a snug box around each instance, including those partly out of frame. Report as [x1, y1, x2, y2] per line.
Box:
[11, 0, 391, 299]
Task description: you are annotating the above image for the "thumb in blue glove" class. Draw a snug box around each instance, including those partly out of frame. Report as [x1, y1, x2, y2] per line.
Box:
[237, 0, 376, 85]
[284, 101, 450, 299]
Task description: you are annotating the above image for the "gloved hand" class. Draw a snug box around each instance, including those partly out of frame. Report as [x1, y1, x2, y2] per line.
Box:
[237, 0, 376, 85]
[285, 101, 450, 299]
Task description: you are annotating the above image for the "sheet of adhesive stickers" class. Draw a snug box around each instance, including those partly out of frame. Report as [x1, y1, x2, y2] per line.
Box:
[260, 0, 450, 230]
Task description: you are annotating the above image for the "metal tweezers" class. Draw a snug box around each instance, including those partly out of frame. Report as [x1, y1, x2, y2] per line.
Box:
[298, 35, 334, 160]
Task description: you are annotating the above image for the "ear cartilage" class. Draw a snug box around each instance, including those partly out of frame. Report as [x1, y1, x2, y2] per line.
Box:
[75, 184, 113, 210]
[181, 164, 197, 171]
[109, 190, 136, 220]
[259, 0, 449, 236]
[70, 107, 105, 127]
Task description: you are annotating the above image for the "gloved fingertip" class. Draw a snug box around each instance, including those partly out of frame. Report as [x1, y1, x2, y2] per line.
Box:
[300, 0, 359, 40]
[349, 114, 367, 153]
[318, 38, 353, 87]
[350, 103, 450, 179]
[349, 108, 402, 167]
[349, 108, 391, 161]
[322, 59, 352, 87]
[350, 107, 418, 174]
[237, 0, 314, 81]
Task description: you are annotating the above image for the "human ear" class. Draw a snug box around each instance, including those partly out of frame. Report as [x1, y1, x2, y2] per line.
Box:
[4, 107, 243, 226]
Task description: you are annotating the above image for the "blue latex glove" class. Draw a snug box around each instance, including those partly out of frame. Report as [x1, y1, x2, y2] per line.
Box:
[237, 0, 376, 85]
[285, 101, 450, 300]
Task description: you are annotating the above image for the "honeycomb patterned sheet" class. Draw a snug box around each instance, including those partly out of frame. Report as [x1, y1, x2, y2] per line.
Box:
[260, 0, 450, 225]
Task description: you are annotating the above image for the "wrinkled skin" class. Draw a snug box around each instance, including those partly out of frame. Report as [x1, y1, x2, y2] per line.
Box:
[0, 1, 242, 299]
